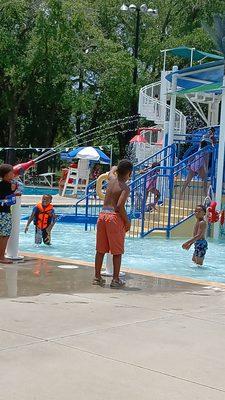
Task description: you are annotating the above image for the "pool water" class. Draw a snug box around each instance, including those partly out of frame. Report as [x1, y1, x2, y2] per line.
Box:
[23, 187, 59, 195]
[19, 219, 225, 283]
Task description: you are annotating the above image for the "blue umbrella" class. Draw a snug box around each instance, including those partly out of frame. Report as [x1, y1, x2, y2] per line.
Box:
[60, 146, 110, 164]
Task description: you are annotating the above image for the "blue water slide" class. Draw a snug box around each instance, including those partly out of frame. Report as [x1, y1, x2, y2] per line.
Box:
[182, 144, 199, 160]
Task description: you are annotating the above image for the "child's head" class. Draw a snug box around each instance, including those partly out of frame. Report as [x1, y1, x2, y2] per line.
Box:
[151, 162, 160, 169]
[0, 164, 14, 181]
[117, 159, 133, 180]
[195, 204, 206, 220]
[42, 194, 52, 206]
[209, 127, 215, 135]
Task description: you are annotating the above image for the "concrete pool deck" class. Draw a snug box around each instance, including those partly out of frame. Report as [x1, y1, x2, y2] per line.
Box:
[21, 194, 80, 207]
[0, 255, 225, 399]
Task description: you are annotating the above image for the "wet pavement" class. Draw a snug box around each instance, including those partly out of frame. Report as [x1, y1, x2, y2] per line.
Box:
[0, 257, 205, 299]
[1, 256, 225, 399]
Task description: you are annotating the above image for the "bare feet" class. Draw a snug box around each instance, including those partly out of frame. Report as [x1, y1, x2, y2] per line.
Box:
[0, 258, 13, 264]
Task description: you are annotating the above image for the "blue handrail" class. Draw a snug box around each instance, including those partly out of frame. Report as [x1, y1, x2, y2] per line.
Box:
[132, 144, 176, 180]
[75, 143, 218, 238]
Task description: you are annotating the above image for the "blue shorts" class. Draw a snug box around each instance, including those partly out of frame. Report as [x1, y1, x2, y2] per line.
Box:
[194, 239, 208, 259]
[0, 213, 12, 237]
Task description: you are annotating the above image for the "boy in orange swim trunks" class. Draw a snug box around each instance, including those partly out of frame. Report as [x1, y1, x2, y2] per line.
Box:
[93, 159, 133, 288]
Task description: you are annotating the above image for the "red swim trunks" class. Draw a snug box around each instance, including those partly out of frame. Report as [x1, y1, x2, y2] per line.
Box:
[96, 211, 126, 255]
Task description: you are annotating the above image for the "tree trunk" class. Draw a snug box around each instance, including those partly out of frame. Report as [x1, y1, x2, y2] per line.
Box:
[76, 69, 84, 145]
[6, 107, 17, 164]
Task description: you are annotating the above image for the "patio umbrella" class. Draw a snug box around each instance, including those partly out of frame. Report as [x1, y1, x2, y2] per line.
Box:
[61, 146, 110, 164]
[130, 135, 148, 143]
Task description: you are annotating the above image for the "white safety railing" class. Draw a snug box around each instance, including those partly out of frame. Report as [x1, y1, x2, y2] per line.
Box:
[138, 82, 186, 134]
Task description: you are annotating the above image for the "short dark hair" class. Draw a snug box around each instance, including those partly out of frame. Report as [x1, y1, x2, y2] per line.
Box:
[151, 162, 160, 168]
[117, 159, 133, 176]
[43, 194, 52, 201]
[0, 164, 13, 178]
[196, 204, 206, 214]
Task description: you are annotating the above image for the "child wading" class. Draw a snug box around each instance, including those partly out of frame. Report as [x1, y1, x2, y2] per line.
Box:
[0, 164, 16, 264]
[182, 205, 207, 266]
[93, 159, 133, 288]
[25, 195, 56, 245]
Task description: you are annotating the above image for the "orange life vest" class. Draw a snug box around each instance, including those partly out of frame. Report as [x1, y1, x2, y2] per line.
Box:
[35, 203, 53, 230]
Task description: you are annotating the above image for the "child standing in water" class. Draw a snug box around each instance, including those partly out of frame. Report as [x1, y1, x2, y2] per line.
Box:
[0, 164, 16, 264]
[182, 205, 207, 266]
[25, 194, 56, 245]
[93, 159, 133, 288]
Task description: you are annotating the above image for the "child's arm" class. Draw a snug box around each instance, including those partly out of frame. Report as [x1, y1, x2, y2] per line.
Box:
[182, 221, 206, 250]
[24, 211, 35, 233]
[46, 212, 57, 233]
[108, 166, 117, 180]
[116, 187, 131, 231]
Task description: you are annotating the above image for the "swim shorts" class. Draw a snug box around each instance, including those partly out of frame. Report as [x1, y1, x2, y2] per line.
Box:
[193, 239, 208, 258]
[190, 154, 206, 173]
[96, 210, 126, 255]
[0, 213, 12, 237]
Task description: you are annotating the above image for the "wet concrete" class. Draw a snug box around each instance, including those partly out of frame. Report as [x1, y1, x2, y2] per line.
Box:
[0, 257, 203, 299]
[1, 256, 225, 399]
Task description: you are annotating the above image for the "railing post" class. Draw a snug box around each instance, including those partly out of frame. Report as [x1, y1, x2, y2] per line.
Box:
[130, 170, 136, 218]
[168, 66, 178, 146]
[85, 185, 89, 231]
[171, 143, 176, 167]
[166, 168, 174, 238]
[210, 146, 216, 193]
[141, 175, 147, 237]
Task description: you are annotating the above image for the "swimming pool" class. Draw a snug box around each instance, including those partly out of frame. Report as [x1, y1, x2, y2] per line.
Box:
[19, 219, 225, 283]
[23, 187, 59, 195]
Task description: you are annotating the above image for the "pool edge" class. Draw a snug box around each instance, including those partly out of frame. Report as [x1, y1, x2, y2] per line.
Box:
[20, 252, 225, 289]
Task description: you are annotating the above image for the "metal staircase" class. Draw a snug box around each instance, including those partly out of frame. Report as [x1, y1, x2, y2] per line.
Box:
[73, 144, 217, 238]
[138, 81, 186, 134]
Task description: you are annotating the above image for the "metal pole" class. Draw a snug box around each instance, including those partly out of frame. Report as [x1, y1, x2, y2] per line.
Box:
[110, 145, 113, 169]
[163, 50, 167, 71]
[6, 196, 23, 260]
[168, 65, 178, 146]
[190, 48, 195, 67]
[214, 75, 225, 239]
[133, 7, 140, 86]
[130, 7, 141, 119]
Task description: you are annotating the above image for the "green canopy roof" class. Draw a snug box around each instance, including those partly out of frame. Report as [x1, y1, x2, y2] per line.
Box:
[175, 82, 223, 96]
[166, 46, 223, 62]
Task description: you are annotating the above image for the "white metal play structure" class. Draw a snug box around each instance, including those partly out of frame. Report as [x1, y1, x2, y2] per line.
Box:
[138, 46, 225, 238]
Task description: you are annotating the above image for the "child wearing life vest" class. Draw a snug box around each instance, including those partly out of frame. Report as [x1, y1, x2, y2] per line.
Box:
[25, 194, 56, 245]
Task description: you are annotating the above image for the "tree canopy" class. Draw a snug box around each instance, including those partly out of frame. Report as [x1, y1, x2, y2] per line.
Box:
[0, 0, 225, 160]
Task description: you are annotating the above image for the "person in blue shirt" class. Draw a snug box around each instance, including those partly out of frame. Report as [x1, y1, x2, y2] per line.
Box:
[0, 164, 16, 264]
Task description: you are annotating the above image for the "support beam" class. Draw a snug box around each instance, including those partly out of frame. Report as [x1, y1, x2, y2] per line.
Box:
[185, 95, 209, 125]
[168, 66, 178, 146]
[214, 75, 225, 239]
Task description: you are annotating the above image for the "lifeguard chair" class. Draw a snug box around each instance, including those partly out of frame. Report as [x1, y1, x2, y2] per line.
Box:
[62, 159, 90, 197]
